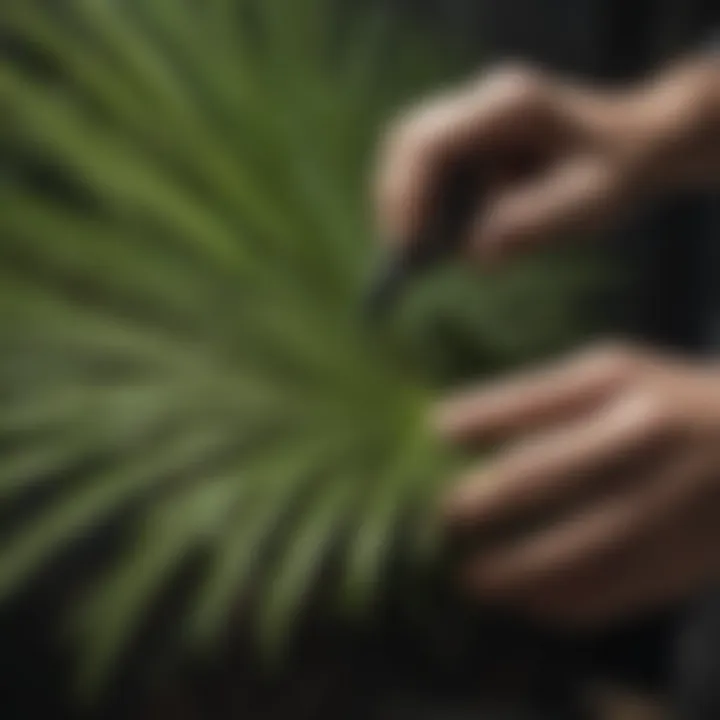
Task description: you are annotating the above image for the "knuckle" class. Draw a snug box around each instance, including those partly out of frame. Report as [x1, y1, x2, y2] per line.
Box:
[376, 114, 432, 191]
[380, 113, 416, 163]
[377, 114, 442, 197]
[380, 113, 422, 166]
[384, 102, 444, 158]
[482, 62, 546, 105]
[619, 386, 677, 439]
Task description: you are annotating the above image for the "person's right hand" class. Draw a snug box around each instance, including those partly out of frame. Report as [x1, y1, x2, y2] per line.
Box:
[375, 56, 718, 263]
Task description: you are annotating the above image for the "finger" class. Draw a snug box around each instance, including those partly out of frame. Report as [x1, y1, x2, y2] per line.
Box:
[527, 499, 720, 629]
[461, 449, 715, 613]
[434, 343, 642, 446]
[470, 156, 620, 262]
[375, 66, 555, 245]
[444, 388, 664, 527]
[565, 501, 720, 627]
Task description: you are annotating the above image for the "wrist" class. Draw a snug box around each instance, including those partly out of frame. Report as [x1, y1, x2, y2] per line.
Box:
[627, 55, 720, 193]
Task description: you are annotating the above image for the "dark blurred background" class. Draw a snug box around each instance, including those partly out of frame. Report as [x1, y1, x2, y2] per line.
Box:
[1, 1, 718, 718]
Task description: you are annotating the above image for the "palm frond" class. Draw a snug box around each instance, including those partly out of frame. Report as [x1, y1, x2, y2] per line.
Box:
[0, 0, 599, 697]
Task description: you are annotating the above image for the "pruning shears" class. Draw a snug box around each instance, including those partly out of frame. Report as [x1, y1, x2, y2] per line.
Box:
[365, 164, 482, 317]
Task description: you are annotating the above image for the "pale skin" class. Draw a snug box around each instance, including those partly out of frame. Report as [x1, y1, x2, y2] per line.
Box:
[376, 53, 720, 628]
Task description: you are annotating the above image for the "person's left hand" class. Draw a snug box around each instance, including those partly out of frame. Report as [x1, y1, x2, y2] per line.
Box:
[437, 342, 720, 629]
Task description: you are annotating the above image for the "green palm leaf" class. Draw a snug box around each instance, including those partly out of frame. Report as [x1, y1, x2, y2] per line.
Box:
[0, 0, 599, 699]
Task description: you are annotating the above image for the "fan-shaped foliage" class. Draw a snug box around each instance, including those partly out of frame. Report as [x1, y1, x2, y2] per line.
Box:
[0, 0, 597, 698]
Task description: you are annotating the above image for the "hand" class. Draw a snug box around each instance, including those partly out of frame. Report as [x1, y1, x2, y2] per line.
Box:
[437, 343, 720, 629]
[375, 57, 719, 263]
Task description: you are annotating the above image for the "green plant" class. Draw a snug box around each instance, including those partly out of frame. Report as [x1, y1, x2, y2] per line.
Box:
[0, 0, 598, 700]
